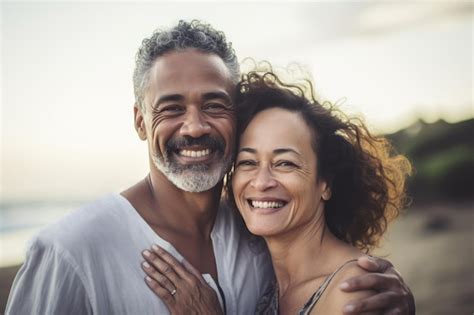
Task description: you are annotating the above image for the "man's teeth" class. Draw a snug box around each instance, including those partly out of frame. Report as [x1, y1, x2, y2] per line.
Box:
[180, 149, 211, 158]
[251, 200, 284, 209]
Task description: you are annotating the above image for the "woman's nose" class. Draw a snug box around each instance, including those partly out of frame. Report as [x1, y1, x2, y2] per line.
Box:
[250, 167, 278, 191]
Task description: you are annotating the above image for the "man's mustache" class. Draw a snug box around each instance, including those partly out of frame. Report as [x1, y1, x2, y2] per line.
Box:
[166, 135, 225, 154]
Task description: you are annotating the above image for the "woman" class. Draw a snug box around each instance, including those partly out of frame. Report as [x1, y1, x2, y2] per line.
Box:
[141, 71, 412, 314]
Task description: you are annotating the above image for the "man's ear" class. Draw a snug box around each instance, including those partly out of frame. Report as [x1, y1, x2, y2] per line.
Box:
[134, 103, 147, 140]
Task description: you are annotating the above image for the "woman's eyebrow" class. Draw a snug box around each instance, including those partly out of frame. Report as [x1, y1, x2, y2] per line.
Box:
[273, 148, 302, 157]
[237, 147, 301, 156]
[238, 147, 256, 154]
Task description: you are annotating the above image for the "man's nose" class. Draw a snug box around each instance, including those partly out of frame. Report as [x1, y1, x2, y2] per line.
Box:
[250, 167, 278, 191]
[179, 107, 211, 138]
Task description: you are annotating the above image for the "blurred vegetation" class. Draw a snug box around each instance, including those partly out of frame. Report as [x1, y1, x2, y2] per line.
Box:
[386, 118, 474, 205]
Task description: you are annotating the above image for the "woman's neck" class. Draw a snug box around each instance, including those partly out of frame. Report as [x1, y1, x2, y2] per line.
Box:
[264, 213, 361, 301]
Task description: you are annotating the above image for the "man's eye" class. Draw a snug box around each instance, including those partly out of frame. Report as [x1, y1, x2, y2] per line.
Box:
[203, 102, 227, 111]
[160, 105, 184, 113]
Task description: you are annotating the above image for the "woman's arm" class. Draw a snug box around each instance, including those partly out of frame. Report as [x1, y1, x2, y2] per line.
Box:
[141, 244, 223, 315]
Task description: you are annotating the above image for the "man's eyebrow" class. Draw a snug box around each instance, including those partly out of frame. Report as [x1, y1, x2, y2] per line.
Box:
[153, 94, 184, 108]
[152, 92, 232, 108]
[202, 91, 232, 104]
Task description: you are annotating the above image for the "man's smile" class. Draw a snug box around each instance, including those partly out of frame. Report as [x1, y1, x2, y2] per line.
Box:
[172, 146, 217, 164]
[179, 148, 211, 158]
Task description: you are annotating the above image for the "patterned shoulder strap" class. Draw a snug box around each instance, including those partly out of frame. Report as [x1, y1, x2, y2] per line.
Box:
[298, 259, 358, 315]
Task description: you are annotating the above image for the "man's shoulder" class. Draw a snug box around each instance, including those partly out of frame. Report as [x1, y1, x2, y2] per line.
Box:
[216, 201, 246, 234]
[216, 201, 270, 256]
[31, 193, 127, 251]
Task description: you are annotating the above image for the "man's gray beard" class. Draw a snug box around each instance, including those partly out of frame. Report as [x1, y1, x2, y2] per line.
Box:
[151, 153, 231, 193]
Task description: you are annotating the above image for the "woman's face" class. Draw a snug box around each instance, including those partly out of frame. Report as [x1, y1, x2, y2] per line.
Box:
[232, 107, 330, 237]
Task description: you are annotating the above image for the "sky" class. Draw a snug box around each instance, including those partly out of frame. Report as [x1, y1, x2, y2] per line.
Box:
[1, 1, 473, 201]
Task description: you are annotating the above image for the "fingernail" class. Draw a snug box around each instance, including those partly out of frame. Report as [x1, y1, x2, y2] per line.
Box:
[143, 250, 151, 257]
[343, 304, 355, 313]
[142, 261, 150, 268]
[340, 282, 349, 289]
[366, 255, 379, 266]
[145, 276, 153, 282]
[152, 244, 159, 251]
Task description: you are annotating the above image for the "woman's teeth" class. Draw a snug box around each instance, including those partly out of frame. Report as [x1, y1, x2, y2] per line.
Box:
[179, 149, 211, 158]
[251, 200, 284, 209]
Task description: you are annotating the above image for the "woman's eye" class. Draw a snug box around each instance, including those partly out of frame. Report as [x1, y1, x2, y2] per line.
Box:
[275, 161, 297, 168]
[236, 160, 256, 167]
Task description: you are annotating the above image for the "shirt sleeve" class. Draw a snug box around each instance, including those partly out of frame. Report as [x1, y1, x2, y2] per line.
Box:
[5, 237, 93, 315]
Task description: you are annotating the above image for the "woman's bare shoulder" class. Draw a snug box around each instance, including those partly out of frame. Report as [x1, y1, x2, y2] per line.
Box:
[310, 261, 379, 315]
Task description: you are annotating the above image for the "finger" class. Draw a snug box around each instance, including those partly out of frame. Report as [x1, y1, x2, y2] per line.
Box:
[145, 276, 176, 307]
[142, 249, 181, 284]
[342, 291, 401, 314]
[182, 260, 207, 285]
[142, 261, 177, 294]
[385, 266, 404, 282]
[340, 273, 401, 292]
[357, 256, 394, 273]
[384, 307, 407, 315]
[151, 244, 202, 285]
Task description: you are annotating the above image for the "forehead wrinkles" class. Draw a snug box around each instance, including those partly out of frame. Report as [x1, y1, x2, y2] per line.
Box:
[151, 51, 233, 90]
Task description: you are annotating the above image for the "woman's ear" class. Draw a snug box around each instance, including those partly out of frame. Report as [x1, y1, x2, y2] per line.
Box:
[321, 182, 332, 201]
[134, 103, 147, 140]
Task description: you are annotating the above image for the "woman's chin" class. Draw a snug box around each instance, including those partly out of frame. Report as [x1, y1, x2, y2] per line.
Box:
[247, 224, 281, 238]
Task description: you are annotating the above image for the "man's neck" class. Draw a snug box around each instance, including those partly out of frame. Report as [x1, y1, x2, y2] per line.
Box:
[122, 168, 222, 240]
[121, 168, 222, 279]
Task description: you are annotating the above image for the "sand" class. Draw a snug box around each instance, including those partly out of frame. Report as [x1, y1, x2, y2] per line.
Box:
[374, 204, 474, 314]
[1, 205, 473, 314]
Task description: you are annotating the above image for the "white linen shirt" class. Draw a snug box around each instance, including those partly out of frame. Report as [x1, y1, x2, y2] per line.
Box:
[6, 193, 273, 315]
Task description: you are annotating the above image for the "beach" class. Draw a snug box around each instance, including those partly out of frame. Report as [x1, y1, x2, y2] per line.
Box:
[1, 204, 473, 314]
[375, 204, 474, 314]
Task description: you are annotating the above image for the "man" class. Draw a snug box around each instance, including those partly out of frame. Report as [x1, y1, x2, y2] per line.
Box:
[6, 20, 414, 314]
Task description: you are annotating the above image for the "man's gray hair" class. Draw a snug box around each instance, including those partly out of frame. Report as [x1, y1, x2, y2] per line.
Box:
[133, 20, 240, 109]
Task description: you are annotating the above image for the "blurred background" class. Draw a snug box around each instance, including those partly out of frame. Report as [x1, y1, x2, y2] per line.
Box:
[1, 1, 473, 314]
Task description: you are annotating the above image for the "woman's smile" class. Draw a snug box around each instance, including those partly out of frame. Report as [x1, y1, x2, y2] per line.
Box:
[246, 197, 289, 214]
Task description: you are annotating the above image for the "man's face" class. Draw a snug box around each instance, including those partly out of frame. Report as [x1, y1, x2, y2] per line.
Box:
[135, 49, 236, 192]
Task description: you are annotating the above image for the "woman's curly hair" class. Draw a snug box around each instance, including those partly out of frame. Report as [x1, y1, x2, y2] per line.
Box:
[226, 70, 412, 252]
